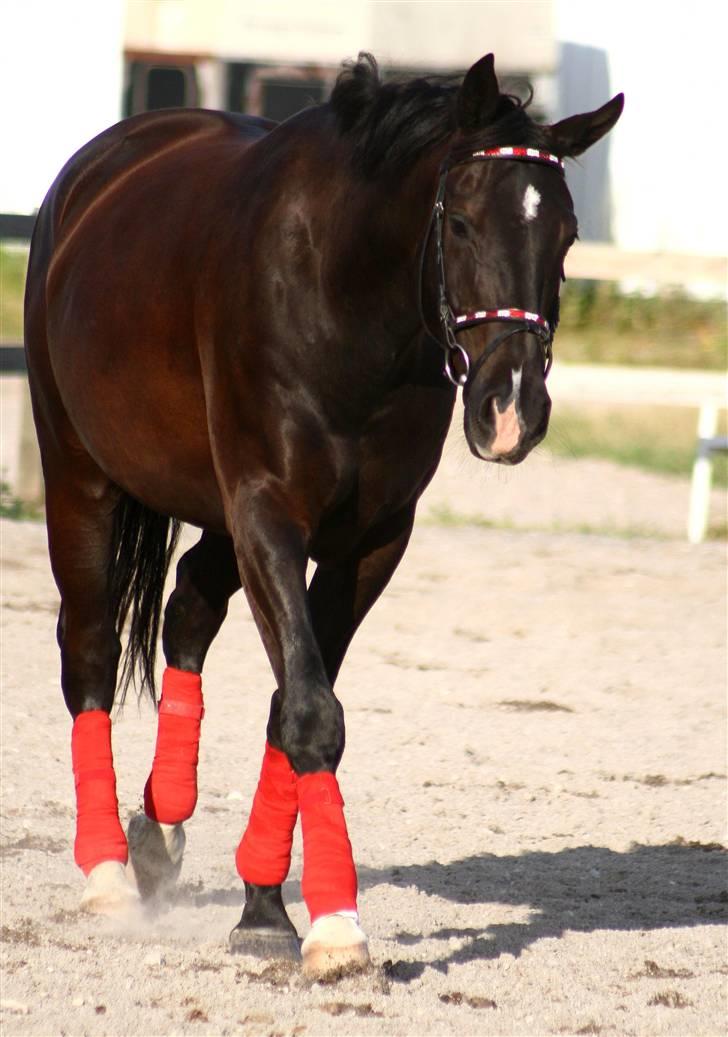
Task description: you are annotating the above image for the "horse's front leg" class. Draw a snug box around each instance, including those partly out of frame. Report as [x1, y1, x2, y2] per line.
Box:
[227, 489, 368, 977]
[292, 506, 417, 974]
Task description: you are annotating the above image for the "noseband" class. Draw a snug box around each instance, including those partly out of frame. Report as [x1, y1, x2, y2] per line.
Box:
[426, 146, 565, 387]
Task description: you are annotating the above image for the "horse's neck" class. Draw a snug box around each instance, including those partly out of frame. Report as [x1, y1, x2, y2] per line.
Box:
[331, 152, 443, 345]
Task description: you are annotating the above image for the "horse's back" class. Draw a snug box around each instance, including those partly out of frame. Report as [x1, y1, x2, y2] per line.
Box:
[24, 109, 274, 527]
[27, 107, 274, 350]
[40, 109, 274, 244]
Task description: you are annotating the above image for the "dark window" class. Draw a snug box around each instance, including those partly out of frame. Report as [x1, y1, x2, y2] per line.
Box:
[123, 61, 198, 116]
[227, 62, 253, 113]
[260, 79, 324, 122]
[146, 66, 188, 110]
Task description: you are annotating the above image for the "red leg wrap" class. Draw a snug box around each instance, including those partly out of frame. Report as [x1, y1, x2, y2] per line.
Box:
[298, 772, 358, 922]
[143, 667, 204, 824]
[71, 711, 127, 875]
[236, 742, 298, 886]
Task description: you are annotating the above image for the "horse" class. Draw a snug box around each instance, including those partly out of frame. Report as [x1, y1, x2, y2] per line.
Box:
[24, 52, 622, 978]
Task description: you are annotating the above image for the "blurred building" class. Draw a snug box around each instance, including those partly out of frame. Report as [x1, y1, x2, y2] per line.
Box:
[121, 1, 557, 121]
[1, 0, 560, 218]
[3, 0, 725, 264]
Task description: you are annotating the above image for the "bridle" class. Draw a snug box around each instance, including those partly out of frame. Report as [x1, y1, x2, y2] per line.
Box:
[424, 145, 565, 387]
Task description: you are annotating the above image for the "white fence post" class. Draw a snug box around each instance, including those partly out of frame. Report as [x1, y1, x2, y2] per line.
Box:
[687, 404, 718, 544]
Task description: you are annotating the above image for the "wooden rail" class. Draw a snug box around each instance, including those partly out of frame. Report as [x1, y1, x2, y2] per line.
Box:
[566, 242, 727, 289]
[549, 364, 727, 409]
[0, 213, 35, 241]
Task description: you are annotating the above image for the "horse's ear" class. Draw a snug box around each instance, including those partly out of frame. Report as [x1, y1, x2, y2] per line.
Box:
[549, 93, 624, 157]
[457, 53, 501, 129]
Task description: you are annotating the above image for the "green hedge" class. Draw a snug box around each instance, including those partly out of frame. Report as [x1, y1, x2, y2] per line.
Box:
[556, 280, 727, 370]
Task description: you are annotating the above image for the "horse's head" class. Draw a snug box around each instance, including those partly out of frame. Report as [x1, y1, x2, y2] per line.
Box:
[434, 55, 623, 464]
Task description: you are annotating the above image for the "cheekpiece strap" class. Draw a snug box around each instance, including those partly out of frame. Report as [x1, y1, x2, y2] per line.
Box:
[431, 146, 563, 386]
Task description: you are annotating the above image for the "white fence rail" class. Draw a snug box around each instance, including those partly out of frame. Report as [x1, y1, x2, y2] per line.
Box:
[550, 364, 727, 543]
[566, 243, 727, 290]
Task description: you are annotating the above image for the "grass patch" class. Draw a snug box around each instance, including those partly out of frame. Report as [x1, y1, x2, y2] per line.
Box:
[547, 404, 728, 487]
[425, 504, 670, 540]
[427, 504, 502, 530]
[557, 280, 727, 370]
[0, 246, 28, 343]
[0, 481, 43, 521]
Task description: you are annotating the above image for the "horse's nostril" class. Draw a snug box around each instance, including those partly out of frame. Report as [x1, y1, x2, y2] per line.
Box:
[478, 384, 510, 428]
[478, 393, 496, 429]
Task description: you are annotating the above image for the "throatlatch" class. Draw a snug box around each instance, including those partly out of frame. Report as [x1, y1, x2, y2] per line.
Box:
[71, 710, 128, 874]
[236, 742, 299, 886]
[144, 667, 204, 824]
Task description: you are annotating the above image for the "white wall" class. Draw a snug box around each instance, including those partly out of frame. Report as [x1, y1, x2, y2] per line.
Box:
[555, 0, 728, 257]
[4, 0, 726, 262]
[0, 0, 124, 215]
[124, 0, 555, 73]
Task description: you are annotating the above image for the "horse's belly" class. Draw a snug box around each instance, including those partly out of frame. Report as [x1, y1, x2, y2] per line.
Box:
[44, 219, 227, 528]
[68, 388, 224, 529]
[49, 326, 224, 529]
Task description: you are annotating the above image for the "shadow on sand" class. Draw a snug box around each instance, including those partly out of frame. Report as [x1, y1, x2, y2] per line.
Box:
[357, 840, 727, 978]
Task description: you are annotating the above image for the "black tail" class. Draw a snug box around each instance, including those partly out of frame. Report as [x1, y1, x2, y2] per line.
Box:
[109, 494, 182, 705]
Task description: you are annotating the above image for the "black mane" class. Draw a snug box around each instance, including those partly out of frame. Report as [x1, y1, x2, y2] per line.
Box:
[329, 53, 548, 178]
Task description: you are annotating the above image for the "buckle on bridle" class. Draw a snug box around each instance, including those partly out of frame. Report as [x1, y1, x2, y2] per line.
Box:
[438, 299, 470, 386]
[444, 342, 470, 387]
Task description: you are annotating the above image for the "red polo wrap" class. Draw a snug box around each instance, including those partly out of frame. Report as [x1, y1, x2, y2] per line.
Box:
[71, 710, 127, 875]
[143, 667, 203, 824]
[298, 771, 358, 921]
[236, 742, 298, 885]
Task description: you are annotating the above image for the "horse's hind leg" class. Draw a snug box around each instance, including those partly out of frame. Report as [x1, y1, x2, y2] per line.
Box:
[127, 532, 241, 900]
[43, 468, 140, 914]
[25, 251, 139, 913]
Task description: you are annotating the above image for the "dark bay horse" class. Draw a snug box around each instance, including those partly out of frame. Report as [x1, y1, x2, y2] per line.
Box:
[24, 53, 622, 977]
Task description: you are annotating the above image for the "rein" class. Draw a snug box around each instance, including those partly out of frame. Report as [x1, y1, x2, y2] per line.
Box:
[425, 146, 565, 387]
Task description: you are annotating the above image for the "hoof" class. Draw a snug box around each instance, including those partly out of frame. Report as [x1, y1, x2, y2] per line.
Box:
[127, 813, 185, 900]
[301, 915, 370, 980]
[229, 922, 301, 962]
[80, 861, 142, 916]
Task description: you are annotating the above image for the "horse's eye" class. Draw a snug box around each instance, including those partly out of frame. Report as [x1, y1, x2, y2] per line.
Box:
[448, 214, 470, 238]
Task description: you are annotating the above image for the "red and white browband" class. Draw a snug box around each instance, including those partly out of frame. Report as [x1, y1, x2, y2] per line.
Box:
[470, 146, 565, 170]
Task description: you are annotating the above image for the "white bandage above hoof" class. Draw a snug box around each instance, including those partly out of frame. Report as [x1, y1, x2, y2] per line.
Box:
[126, 813, 186, 901]
[301, 913, 370, 979]
[80, 861, 142, 916]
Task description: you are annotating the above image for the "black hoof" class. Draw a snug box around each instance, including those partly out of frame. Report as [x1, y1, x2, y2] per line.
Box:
[231, 881, 300, 961]
[229, 922, 301, 961]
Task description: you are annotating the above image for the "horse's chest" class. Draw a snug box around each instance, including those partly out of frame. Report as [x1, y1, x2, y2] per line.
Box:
[310, 394, 453, 563]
